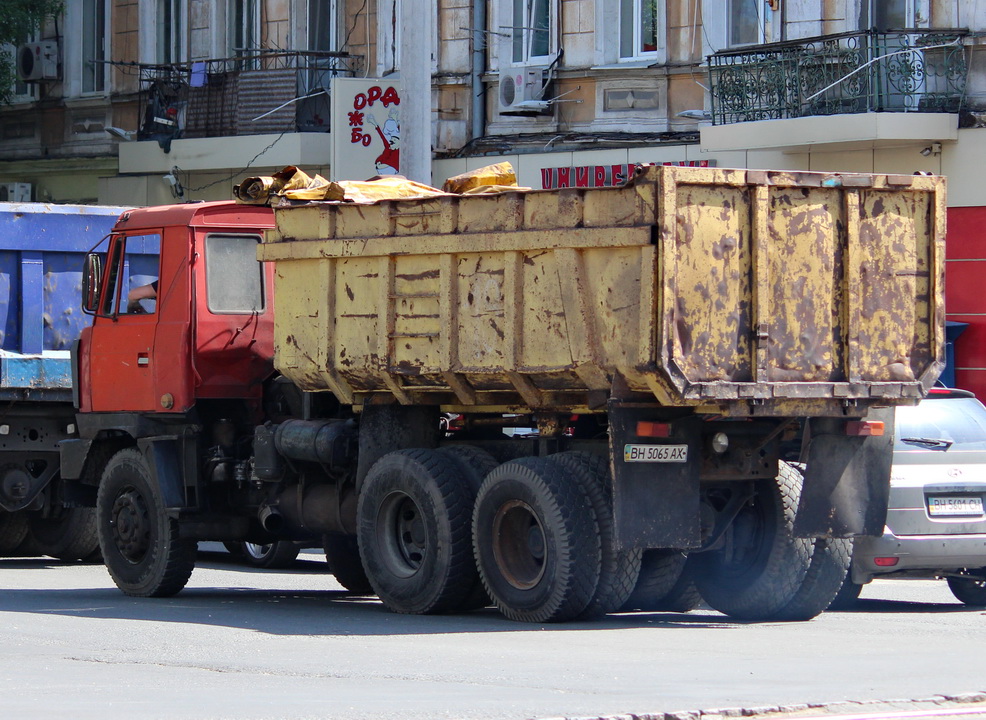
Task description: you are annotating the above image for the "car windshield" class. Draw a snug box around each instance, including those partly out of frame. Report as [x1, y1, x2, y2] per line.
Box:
[894, 397, 986, 455]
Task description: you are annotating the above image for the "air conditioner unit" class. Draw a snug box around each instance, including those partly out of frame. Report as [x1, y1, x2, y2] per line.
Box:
[498, 67, 550, 116]
[16, 41, 59, 82]
[0, 183, 32, 203]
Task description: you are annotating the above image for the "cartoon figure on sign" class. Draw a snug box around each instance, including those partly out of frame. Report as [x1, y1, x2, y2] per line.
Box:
[367, 109, 400, 175]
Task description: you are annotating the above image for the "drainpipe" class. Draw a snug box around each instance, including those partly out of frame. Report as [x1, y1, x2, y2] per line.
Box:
[471, 0, 488, 141]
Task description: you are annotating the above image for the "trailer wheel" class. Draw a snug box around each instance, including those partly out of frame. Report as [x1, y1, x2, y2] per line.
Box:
[621, 550, 701, 613]
[472, 457, 601, 623]
[552, 451, 642, 618]
[357, 448, 477, 614]
[691, 461, 812, 620]
[323, 534, 373, 594]
[0, 511, 29, 555]
[28, 507, 100, 561]
[97, 448, 196, 597]
[436, 445, 499, 611]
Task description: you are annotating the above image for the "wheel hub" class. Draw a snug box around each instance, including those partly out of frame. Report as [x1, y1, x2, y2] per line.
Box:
[111, 488, 150, 564]
[378, 491, 427, 577]
[492, 499, 546, 590]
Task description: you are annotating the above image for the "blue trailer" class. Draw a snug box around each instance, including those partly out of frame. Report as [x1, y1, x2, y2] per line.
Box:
[0, 202, 137, 559]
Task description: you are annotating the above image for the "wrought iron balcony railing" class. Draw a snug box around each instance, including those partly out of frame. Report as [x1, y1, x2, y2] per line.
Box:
[135, 50, 361, 145]
[708, 29, 968, 125]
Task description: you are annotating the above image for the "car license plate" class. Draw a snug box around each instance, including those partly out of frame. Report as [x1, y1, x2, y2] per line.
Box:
[927, 495, 985, 517]
[624, 444, 688, 463]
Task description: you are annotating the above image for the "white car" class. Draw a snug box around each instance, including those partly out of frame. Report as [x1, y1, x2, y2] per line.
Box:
[834, 388, 986, 607]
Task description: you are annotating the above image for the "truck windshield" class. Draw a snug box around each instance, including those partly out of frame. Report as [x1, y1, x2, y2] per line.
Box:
[205, 234, 265, 314]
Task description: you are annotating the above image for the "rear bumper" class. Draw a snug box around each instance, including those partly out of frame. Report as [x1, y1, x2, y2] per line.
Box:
[851, 529, 986, 583]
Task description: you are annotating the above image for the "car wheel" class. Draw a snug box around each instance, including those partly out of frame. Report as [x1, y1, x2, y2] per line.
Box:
[242, 541, 300, 569]
[947, 573, 986, 606]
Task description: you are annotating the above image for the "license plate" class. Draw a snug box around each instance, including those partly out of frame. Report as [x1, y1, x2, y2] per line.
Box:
[927, 495, 984, 517]
[624, 444, 688, 463]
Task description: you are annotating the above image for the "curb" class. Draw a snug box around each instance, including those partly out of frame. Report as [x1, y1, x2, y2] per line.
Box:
[538, 691, 986, 720]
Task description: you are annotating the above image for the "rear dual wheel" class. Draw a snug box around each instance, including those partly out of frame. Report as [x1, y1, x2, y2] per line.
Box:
[472, 457, 602, 623]
[691, 461, 846, 621]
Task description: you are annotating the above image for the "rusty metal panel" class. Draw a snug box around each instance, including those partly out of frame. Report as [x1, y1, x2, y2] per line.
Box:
[263, 165, 945, 415]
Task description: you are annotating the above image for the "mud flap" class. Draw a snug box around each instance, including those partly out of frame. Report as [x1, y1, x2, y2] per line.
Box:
[608, 405, 701, 550]
[137, 437, 188, 510]
[793, 407, 894, 538]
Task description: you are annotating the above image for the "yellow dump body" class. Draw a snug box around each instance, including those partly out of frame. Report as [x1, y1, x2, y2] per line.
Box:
[260, 165, 945, 417]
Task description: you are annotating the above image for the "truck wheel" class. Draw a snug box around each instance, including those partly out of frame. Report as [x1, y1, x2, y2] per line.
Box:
[947, 573, 986, 606]
[0, 511, 29, 555]
[552, 451, 641, 618]
[773, 536, 852, 620]
[436, 445, 499, 611]
[323, 534, 373, 594]
[97, 448, 196, 597]
[357, 448, 477, 614]
[28, 507, 101, 561]
[472, 457, 601, 623]
[241, 541, 300, 568]
[621, 550, 701, 613]
[690, 461, 813, 620]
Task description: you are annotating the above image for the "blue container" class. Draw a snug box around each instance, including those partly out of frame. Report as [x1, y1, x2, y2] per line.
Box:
[0, 203, 135, 356]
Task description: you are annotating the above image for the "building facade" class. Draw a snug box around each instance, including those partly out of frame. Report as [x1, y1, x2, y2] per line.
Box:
[2, 0, 986, 393]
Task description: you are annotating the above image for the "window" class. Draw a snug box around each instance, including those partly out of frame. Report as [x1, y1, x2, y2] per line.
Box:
[860, 0, 915, 30]
[729, 0, 764, 46]
[82, 0, 107, 94]
[308, 0, 337, 52]
[205, 235, 265, 314]
[231, 0, 260, 65]
[620, 0, 659, 58]
[157, 0, 183, 64]
[512, 0, 552, 63]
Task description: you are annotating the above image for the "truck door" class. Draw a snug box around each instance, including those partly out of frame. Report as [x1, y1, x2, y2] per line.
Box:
[87, 232, 162, 412]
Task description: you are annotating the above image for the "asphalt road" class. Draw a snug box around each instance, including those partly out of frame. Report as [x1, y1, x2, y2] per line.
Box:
[1, 545, 984, 720]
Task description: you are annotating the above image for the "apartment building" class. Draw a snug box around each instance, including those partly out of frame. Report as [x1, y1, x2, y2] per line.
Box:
[1, 0, 985, 393]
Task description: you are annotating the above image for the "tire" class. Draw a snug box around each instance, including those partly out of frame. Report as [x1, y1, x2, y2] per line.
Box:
[96, 448, 196, 597]
[551, 451, 642, 618]
[773, 536, 852, 620]
[622, 549, 701, 613]
[241, 541, 300, 568]
[357, 448, 477, 614]
[436, 445, 499, 611]
[323, 534, 373, 594]
[828, 574, 864, 610]
[0, 511, 29, 555]
[947, 573, 986, 606]
[28, 507, 101, 561]
[472, 457, 601, 623]
[223, 541, 245, 557]
[690, 461, 813, 620]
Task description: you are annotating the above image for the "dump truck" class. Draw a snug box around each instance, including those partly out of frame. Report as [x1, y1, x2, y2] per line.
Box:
[68, 165, 944, 622]
[0, 202, 135, 560]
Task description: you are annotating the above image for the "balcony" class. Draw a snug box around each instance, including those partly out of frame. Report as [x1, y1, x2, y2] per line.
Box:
[708, 29, 968, 125]
[134, 50, 361, 145]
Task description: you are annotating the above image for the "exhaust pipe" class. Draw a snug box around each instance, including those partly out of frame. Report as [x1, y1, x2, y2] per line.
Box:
[258, 505, 284, 533]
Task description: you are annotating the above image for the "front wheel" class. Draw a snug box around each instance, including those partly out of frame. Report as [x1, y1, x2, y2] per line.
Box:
[690, 462, 813, 620]
[96, 448, 196, 597]
[947, 573, 986, 606]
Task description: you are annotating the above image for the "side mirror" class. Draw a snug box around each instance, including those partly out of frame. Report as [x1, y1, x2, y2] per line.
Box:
[81, 252, 103, 315]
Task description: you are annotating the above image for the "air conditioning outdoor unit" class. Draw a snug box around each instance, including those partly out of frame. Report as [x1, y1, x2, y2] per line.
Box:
[16, 41, 59, 82]
[0, 183, 32, 203]
[498, 67, 550, 116]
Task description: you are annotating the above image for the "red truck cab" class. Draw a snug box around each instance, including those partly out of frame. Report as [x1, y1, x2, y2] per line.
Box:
[79, 202, 276, 415]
